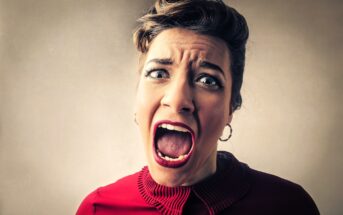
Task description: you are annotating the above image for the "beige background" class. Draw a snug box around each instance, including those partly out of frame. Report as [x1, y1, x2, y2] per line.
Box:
[0, 0, 342, 214]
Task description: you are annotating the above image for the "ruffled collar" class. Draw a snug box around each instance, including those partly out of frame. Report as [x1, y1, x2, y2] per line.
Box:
[138, 151, 251, 215]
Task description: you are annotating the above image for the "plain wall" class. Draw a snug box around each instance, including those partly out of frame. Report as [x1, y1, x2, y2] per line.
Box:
[0, 0, 342, 214]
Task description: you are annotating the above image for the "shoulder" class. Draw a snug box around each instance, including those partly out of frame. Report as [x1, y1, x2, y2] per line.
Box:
[218, 152, 319, 214]
[76, 169, 146, 215]
[244, 167, 320, 214]
[97, 170, 141, 198]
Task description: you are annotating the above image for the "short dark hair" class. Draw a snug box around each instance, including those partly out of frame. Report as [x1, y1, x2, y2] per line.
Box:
[133, 0, 249, 112]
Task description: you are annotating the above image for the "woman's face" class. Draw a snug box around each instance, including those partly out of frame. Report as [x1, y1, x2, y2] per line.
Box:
[135, 28, 232, 187]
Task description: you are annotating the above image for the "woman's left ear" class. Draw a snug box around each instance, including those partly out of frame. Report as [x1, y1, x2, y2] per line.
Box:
[227, 113, 233, 124]
[227, 106, 233, 124]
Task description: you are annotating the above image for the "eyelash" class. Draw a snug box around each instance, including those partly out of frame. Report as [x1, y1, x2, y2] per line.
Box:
[195, 74, 223, 90]
[144, 69, 169, 79]
[144, 68, 223, 90]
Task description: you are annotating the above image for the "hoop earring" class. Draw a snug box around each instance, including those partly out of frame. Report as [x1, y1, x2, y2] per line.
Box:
[219, 124, 232, 142]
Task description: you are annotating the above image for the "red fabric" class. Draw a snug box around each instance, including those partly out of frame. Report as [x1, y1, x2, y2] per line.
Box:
[76, 170, 158, 215]
[76, 152, 320, 215]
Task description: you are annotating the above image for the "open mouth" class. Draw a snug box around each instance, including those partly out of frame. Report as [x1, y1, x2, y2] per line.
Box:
[153, 120, 195, 168]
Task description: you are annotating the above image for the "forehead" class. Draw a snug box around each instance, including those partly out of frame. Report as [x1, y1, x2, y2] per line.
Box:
[146, 28, 230, 68]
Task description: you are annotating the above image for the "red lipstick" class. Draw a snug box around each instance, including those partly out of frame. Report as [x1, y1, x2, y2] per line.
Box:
[152, 120, 195, 168]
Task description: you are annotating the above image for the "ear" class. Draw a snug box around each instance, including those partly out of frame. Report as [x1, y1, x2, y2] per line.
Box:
[227, 105, 233, 124]
[227, 112, 233, 124]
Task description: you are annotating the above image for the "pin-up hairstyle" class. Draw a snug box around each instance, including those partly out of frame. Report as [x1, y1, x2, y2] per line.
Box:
[133, 0, 249, 111]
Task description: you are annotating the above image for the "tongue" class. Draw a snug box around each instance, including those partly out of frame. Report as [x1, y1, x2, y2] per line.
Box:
[157, 131, 192, 158]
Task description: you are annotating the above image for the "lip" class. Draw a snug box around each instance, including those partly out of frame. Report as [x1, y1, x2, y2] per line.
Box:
[152, 120, 195, 168]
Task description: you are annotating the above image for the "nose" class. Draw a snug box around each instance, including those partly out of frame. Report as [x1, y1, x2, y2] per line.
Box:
[161, 76, 195, 114]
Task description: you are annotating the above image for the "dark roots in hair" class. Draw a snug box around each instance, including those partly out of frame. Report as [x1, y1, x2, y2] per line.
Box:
[133, 0, 249, 112]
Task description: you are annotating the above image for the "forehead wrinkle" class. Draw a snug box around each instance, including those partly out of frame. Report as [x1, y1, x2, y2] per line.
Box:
[171, 36, 220, 47]
[146, 28, 230, 74]
[169, 35, 225, 54]
[169, 45, 208, 68]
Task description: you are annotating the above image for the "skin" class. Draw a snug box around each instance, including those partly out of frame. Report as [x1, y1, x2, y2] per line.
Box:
[135, 28, 233, 187]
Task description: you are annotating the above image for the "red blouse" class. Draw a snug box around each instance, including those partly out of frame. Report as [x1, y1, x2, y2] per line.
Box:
[76, 152, 319, 215]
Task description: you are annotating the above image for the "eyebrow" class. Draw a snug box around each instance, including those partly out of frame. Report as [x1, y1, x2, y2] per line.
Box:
[146, 58, 225, 76]
[199, 61, 225, 76]
[146, 58, 173, 65]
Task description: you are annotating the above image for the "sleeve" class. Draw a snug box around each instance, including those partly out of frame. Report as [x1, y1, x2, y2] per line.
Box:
[291, 185, 320, 215]
[75, 189, 98, 215]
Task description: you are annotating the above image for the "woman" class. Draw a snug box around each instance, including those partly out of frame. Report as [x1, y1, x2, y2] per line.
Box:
[77, 0, 319, 214]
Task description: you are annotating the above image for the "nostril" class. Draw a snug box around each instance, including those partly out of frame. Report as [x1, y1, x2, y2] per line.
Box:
[160, 83, 195, 113]
[180, 101, 195, 113]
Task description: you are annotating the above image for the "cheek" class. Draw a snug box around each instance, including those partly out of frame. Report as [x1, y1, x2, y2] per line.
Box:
[135, 83, 160, 132]
[135, 89, 153, 154]
[197, 96, 230, 139]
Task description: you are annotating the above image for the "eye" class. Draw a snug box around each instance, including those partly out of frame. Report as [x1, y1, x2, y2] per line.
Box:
[145, 69, 169, 80]
[195, 74, 223, 90]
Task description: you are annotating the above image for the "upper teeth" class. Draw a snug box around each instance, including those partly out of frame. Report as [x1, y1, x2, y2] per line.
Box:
[159, 123, 189, 133]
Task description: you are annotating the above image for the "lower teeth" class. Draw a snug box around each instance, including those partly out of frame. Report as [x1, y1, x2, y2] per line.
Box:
[157, 150, 185, 161]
